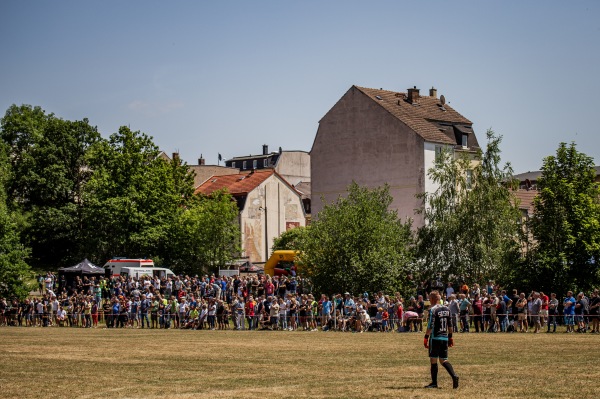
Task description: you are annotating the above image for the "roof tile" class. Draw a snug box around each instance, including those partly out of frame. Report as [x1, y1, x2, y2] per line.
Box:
[355, 86, 473, 145]
[194, 170, 274, 196]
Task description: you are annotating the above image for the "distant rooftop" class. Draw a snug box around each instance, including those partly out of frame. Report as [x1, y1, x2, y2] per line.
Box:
[514, 166, 600, 182]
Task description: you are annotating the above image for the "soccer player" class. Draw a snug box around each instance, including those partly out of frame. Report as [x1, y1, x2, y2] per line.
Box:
[424, 290, 459, 389]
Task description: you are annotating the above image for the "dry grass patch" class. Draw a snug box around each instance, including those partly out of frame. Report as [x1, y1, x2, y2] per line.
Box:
[0, 328, 598, 399]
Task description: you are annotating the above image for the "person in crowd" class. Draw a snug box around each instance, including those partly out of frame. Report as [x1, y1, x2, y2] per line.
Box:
[395, 297, 404, 332]
[496, 295, 508, 332]
[574, 292, 588, 333]
[547, 293, 559, 333]
[268, 296, 280, 330]
[539, 291, 549, 328]
[245, 295, 256, 331]
[91, 300, 99, 328]
[529, 292, 542, 333]
[56, 306, 67, 327]
[445, 283, 454, 301]
[233, 295, 244, 330]
[458, 294, 470, 333]
[288, 296, 297, 331]
[563, 291, 576, 333]
[516, 293, 528, 333]
[415, 295, 425, 332]
[447, 295, 459, 333]
[357, 308, 372, 332]
[471, 294, 483, 333]
[589, 290, 600, 334]
[140, 294, 150, 329]
[207, 298, 217, 330]
[403, 310, 420, 332]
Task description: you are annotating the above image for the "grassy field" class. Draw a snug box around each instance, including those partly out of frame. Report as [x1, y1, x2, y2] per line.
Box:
[0, 328, 598, 399]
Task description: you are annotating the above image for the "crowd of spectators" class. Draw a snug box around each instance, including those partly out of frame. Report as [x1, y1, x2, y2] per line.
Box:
[1, 273, 599, 335]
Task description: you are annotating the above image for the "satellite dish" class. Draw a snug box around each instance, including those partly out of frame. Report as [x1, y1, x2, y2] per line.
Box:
[440, 95, 446, 105]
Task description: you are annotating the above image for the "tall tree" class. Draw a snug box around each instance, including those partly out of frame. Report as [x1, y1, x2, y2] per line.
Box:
[272, 226, 308, 252]
[0, 143, 32, 299]
[300, 182, 414, 296]
[0, 105, 100, 269]
[416, 130, 523, 285]
[169, 189, 241, 275]
[82, 126, 195, 265]
[0, 105, 48, 207]
[529, 142, 600, 293]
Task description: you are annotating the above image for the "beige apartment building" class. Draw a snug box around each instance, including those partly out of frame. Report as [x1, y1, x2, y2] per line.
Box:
[311, 85, 480, 228]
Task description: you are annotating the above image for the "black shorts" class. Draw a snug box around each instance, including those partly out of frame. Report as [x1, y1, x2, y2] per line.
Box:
[428, 339, 449, 360]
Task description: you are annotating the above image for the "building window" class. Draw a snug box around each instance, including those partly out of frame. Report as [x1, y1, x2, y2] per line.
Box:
[466, 169, 473, 190]
[462, 134, 468, 147]
[253, 159, 258, 169]
[231, 161, 236, 168]
[263, 158, 268, 167]
[242, 161, 247, 170]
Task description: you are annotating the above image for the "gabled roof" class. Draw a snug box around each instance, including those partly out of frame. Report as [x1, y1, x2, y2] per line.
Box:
[354, 86, 473, 145]
[194, 170, 275, 196]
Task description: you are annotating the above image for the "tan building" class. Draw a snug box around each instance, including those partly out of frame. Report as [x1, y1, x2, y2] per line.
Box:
[225, 145, 310, 187]
[157, 152, 239, 188]
[188, 155, 239, 188]
[195, 170, 306, 263]
[311, 85, 480, 228]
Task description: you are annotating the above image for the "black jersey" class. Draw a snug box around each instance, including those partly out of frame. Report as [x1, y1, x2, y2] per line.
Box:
[427, 304, 451, 341]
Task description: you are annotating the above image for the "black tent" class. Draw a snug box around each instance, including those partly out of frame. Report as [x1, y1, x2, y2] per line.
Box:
[58, 259, 105, 292]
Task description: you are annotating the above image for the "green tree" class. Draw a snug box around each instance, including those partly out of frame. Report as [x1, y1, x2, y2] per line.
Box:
[0, 105, 101, 269]
[300, 182, 414, 295]
[82, 126, 195, 265]
[529, 142, 600, 293]
[169, 190, 241, 275]
[271, 225, 308, 252]
[416, 130, 523, 285]
[0, 143, 33, 299]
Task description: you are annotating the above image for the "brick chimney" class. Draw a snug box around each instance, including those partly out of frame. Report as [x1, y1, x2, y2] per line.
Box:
[172, 152, 180, 161]
[262, 144, 269, 155]
[407, 86, 420, 104]
[198, 154, 205, 165]
[429, 87, 437, 98]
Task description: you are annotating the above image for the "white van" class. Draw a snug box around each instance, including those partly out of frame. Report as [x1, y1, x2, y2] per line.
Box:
[104, 258, 176, 279]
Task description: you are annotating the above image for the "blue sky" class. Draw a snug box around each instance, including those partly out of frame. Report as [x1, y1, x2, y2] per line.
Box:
[1, 1, 599, 173]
